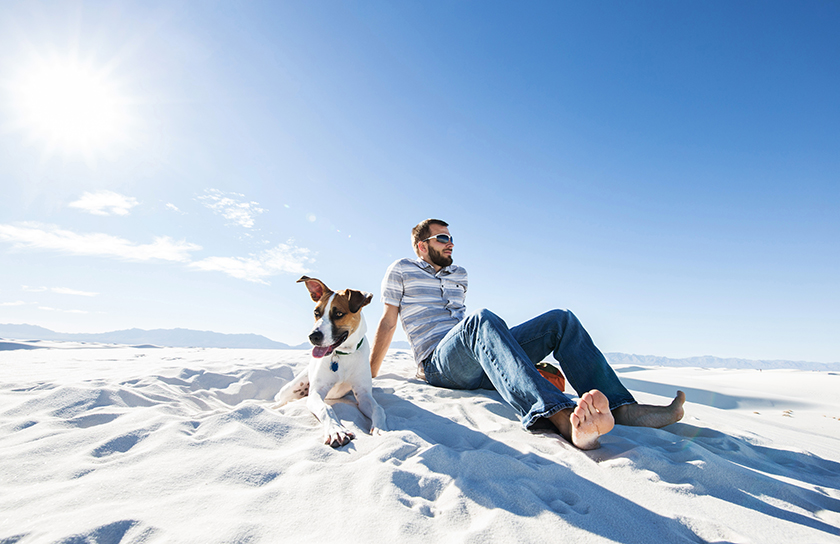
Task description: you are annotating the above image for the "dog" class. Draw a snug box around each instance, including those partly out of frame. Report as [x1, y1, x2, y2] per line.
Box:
[274, 276, 387, 447]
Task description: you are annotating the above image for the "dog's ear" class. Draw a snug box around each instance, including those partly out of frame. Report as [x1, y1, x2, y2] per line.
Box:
[345, 289, 373, 314]
[297, 276, 331, 302]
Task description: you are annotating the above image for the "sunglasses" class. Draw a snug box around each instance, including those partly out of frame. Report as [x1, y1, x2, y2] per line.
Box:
[422, 234, 454, 245]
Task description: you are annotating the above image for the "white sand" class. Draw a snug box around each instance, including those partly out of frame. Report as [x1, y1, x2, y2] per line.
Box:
[1, 342, 838, 543]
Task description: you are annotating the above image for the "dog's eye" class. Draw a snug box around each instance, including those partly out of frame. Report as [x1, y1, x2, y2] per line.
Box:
[333, 311, 345, 319]
[314, 309, 322, 318]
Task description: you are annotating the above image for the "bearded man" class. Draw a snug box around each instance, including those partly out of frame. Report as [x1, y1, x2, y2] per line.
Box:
[370, 219, 685, 450]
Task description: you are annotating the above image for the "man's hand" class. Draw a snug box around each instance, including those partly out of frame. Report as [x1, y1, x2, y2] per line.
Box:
[370, 304, 399, 378]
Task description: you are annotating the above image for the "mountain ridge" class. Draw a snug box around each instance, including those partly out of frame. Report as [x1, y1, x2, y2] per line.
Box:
[0, 323, 306, 350]
[2, 324, 836, 370]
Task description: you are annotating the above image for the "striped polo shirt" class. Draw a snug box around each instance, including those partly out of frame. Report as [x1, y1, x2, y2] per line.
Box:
[381, 257, 468, 374]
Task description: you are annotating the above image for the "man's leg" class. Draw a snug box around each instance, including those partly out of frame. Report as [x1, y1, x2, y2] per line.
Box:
[424, 309, 614, 449]
[510, 309, 684, 428]
[510, 309, 635, 409]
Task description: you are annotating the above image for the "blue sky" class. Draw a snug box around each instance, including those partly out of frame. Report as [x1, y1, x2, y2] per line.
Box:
[0, 1, 837, 362]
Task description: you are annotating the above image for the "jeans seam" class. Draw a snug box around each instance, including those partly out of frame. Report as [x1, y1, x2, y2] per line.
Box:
[469, 316, 531, 398]
[608, 399, 636, 412]
[525, 403, 575, 428]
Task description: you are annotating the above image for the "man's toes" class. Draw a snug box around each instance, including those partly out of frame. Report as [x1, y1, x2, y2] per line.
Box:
[583, 390, 610, 413]
[573, 403, 590, 424]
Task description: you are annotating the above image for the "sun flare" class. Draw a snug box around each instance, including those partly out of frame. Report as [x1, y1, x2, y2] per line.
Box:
[10, 57, 131, 159]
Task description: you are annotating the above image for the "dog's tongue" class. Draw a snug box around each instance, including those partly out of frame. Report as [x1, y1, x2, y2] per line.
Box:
[312, 345, 334, 359]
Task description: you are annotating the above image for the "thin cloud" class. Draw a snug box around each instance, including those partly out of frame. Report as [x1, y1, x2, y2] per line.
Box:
[38, 306, 89, 314]
[22, 286, 48, 293]
[189, 242, 313, 284]
[1, 223, 313, 284]
[22, 286, 98, 296]
[0, 222, 200, 262]
[69, 190, 139, 216]
[1, 301, 27, 307]
[51, 287, 99, 297]
[198, 189, 265, 229]
[165, 203, 186, 214]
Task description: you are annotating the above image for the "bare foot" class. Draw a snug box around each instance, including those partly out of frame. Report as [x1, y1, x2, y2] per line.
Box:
[548, 389, 615, 450]
[613, 391, 686, 428]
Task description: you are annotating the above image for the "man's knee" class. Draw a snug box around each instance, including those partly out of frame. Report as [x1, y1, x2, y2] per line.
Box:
[535, 309, 583, 339]
[472, 308, 503, 323]
[468, 308, 507, 331]
[546, 309, 579, 326]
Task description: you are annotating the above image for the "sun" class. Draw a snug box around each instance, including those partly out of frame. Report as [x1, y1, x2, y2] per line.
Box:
[9, 56, 132, 161]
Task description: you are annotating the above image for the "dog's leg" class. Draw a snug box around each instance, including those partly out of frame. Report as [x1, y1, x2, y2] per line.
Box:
[274, 367, 310, 407]
[353, 387, 388, 435]
[308, 390, 355, 448]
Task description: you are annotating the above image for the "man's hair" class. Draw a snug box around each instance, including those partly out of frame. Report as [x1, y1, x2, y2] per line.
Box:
[412, 219, 449, 256]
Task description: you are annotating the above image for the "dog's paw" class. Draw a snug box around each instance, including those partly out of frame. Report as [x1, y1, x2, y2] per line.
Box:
[370, 425, 387, 436]
[274, 380, 310, 405]
[324, 427, 355, 448]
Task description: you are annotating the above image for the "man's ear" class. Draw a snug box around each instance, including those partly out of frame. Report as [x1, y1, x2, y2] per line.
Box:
[345, 289, 373, 314]
[297, 276, 331, 302]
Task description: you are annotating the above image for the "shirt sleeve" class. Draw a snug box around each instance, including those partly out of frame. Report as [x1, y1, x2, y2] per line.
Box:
[380, 260, 404, 308]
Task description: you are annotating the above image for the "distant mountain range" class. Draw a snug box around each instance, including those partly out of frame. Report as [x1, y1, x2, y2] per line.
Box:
[0, 323, 307, 350]
[1, 323, 835, 370]
[605, 352, 840, 372]
[0, 323, 413, 351]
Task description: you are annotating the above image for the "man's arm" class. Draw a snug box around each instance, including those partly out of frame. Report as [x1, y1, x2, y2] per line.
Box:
[370, 303, 399, 378]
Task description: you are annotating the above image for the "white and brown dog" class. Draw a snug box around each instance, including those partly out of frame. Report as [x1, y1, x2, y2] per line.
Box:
[275, 276, 387, 447]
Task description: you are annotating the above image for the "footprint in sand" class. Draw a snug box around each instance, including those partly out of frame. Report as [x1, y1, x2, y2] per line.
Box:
[549, 489, 589, 515]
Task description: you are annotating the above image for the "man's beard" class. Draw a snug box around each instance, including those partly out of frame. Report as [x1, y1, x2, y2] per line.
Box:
[428, 245, 452, 268]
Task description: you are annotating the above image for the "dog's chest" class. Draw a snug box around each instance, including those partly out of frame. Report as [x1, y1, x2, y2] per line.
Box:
[324, 354, 356, 378]
[310, 343, 368, 394]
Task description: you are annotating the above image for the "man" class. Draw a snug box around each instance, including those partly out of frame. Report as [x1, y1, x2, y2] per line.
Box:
[370, 219, 685, 450]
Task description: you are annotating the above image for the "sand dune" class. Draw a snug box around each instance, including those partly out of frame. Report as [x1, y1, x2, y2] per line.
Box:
[1, 343, 838, 543]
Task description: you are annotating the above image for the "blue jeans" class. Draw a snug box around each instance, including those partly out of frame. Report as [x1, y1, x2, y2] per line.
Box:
[423, 309, 636, 428]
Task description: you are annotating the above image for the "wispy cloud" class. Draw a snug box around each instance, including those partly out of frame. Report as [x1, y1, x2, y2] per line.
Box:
[22, 286, 99, 297]
[38, 306, 89, 314]
[0, 223, 200, 262]
[69, 191, 139, 216]
[21, 286, 48, 293]
[1, 222, 313, 284]
[189, 242, 313, 284]
[51, 287, 99, 297]
[198, 189, 265, 229]
[1, 301, 27, 307]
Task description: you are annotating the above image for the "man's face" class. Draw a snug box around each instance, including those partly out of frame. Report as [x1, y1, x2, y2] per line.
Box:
[424, 225, 454, 268]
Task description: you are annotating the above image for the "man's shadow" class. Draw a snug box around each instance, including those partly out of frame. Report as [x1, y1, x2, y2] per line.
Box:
[580, 374, 840, 538]
[664, 421, 840, 535]
[276, 358, 839, 540]
[368, 380, 840, 540]
[351, 385, 704, 544]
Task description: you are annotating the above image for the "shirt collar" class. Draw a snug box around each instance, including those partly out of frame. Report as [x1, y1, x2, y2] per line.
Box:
[414, 257, 452, 276]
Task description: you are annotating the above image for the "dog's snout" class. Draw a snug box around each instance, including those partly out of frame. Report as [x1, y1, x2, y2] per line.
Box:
[309, 330, 324, 345]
